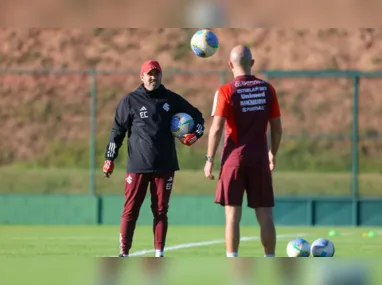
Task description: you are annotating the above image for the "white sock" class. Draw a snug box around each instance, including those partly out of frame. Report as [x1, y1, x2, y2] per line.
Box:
[155, 250, 163, 257]
[226, 252, 238, 257]
[264, 254, 275, 257]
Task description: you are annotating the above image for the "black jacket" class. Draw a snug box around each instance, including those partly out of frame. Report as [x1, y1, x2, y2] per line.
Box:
[105, 84, 205, 173]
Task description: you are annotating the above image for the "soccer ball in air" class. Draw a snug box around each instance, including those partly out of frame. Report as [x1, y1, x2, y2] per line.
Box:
[190, 29, 219, 58]
[310, 238, 335, 257]
[170, 113, 195, 138]
[286, 238, 311, 257]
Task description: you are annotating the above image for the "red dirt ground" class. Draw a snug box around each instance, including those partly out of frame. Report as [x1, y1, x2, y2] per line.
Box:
[0, 28, 381, 166]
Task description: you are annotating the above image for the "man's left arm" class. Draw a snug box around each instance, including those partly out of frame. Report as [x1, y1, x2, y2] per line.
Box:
[175, 94, 205, 146]
[206, 116, 225, 159]
[204, 116, 225, 180]
[204, 87, 228, 179]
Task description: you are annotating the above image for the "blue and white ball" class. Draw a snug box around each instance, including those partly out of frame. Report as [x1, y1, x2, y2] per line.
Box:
[310, 238, 335, 257]
[286, 238, 311, 257]
[170, 113, 195, 137]
[190, 29, 219, 58]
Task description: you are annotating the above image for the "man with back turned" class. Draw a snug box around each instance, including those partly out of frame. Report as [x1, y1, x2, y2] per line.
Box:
[204, 45, 283, 257]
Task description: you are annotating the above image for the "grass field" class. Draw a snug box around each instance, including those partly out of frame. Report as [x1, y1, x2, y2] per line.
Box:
[1, 225, 382, 285]
[1, 166, 381, 284]
[1, 225, 382, 258]
[1, 167, 382, 196]
[2, 225, 382, 258]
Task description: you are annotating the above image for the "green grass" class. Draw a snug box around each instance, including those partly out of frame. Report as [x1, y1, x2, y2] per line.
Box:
[2, 225, 382, 257]
[0, 167, 381, 196]
[1, 225, 382, 285]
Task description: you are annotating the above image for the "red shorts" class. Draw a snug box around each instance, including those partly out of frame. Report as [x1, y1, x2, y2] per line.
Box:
[214, 164, 274, 209]
[123, 172, 175, 214]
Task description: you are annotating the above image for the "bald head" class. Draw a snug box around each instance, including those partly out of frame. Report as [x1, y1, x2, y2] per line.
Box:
[229, 45, 253, 70]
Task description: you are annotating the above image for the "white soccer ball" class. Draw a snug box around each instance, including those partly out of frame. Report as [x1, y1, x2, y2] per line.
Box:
[286, 238, 311, 257]
[190, 29, 219, 58]
[170, 113, 195, 137]
[310, 238, 335, 257]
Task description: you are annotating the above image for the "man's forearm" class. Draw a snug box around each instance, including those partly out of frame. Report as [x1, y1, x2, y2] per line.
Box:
[207, 128, 223, 158]
[270, 129, 282, 156]
[105, 128, 126, 160]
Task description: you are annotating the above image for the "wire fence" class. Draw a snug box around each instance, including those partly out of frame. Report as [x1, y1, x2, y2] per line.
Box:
[1, 68, 381, 199]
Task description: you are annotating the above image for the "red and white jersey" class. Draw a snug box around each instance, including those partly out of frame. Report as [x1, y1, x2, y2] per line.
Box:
[212, 75, 281, 167]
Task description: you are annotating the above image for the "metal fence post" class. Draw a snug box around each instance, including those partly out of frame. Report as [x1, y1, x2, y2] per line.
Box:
[352, 75, 360, 226]
[89, 69, 97, 196]
[219, 70, 227, 84]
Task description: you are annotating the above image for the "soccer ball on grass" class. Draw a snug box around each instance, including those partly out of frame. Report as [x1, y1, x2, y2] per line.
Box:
[310, 238, 335, 257]
[286, 238, 311, 257]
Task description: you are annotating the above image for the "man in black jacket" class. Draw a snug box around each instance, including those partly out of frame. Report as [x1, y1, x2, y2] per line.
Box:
[103, 60, 205, 257]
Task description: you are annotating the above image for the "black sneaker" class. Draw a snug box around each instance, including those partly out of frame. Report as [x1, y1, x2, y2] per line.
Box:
[118, 254, 129, 257]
